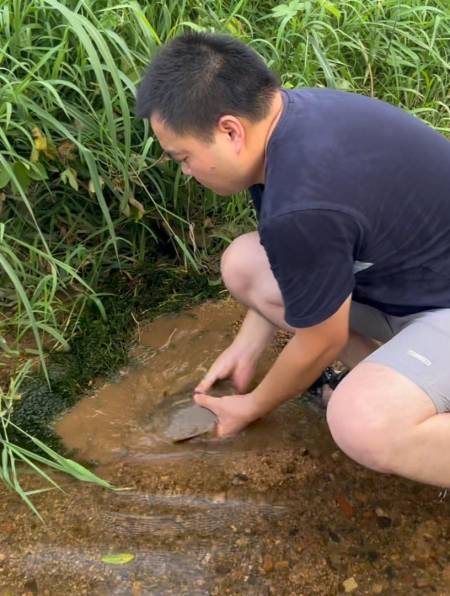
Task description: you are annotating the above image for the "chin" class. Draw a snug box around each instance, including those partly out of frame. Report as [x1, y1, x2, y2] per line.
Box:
[200, 180, 244, 196]
[202, 184, 230, 196]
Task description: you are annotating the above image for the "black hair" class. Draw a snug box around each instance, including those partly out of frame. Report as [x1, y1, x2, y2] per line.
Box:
[135, 32, 279, 141]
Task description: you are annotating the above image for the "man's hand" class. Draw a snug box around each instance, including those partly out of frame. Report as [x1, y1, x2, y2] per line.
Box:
[195, 308, 276, 394]
[194, 391, 261, 437]
[195, 295, 352, 438]
[195, 343, 258, 394]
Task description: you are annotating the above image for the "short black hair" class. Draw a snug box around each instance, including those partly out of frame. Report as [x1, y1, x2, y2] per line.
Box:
[135, 32, 279, 141]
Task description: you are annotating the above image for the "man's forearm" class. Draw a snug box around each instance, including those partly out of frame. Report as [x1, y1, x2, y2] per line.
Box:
[234, 308, 277, 354]
[250, 332, 344, 416]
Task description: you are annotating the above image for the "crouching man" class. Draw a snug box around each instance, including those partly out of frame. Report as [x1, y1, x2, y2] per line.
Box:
[136, 32, 450, 488]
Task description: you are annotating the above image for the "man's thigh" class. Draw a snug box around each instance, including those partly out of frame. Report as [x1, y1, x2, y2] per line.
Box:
[326, 360, 436, 472]
[362, 308, 450, 414]
[327, 308, 450, 467]
[327, 307, 450, 439]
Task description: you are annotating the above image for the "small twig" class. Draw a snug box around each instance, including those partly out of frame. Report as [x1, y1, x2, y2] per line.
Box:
[158, 328, 177, 351]
[131, 311, 141, 344]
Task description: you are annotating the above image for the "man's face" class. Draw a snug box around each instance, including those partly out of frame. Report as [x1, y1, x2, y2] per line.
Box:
[150, 114, 255, 196]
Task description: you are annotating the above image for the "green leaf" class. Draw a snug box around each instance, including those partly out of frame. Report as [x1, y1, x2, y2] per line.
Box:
[60, 167, 78, 191]
[271, 1, 305, 19]
[28, 162, 48, 181]
[12, 161, 31, 193]
[321, 0, 341, 19]
[101, 553, 135, 565]
[0, 165, 10, 189]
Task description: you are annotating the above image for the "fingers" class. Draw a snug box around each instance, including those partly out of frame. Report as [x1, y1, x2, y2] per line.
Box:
[195, 370, 221, 394]
[193, 393, 218, 415]
[193, 394, 239, 438]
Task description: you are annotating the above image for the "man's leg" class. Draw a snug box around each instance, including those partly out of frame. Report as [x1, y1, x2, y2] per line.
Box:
[221, 231, 376, 365]
[326, 361, 450, 486]
[327, 307, 450, 487]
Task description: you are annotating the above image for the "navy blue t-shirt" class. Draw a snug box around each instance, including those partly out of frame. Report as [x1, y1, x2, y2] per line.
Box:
[249, 88, 450, 328]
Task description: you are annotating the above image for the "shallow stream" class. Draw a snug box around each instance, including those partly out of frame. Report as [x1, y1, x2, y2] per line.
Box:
[1, 300, 450, 595]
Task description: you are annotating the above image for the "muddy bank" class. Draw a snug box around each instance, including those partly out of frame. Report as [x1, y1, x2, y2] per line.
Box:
[1, 299, 450, 595]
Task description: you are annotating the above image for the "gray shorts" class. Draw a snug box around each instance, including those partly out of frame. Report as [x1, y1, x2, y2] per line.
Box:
[350, 301, 450, 413]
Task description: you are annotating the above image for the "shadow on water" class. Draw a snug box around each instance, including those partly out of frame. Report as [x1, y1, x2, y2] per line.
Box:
[2, 299, 450, 595]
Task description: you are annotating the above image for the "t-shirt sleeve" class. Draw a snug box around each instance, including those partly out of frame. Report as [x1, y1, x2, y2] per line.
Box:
[260, 209, 359, 327]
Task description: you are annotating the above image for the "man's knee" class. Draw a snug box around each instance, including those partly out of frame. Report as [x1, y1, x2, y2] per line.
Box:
[220, 232, 261, 299]
[326, 388, 395, 473]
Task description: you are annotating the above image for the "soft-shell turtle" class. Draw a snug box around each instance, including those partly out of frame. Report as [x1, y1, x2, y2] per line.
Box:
[146, 380, 235, 442]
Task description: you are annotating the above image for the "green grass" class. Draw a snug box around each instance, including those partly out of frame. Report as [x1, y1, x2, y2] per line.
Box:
[0, 0, 449, 512]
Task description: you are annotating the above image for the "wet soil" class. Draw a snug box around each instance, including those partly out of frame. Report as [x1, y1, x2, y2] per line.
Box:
[2, 299, 450, 595]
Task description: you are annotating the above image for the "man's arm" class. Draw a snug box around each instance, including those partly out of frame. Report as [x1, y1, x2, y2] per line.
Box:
[250, 294, 351, 416]
[194, 294, 352, 435]
[195, 307, 277, 394]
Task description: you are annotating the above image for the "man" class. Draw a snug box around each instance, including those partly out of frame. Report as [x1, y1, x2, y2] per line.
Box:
[136, 32, 450, 487]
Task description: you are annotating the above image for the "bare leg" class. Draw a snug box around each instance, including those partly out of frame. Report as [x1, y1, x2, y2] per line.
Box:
[327, 361, 450, 487]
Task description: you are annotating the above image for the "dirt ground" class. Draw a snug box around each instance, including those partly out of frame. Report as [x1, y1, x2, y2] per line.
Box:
[1, 299, 450, 595]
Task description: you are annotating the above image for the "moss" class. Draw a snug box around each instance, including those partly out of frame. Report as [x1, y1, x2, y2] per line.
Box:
[8, 264, 222, 451]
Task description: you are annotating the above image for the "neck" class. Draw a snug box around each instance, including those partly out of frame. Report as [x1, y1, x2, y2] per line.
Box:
[251, 89, 284, 185]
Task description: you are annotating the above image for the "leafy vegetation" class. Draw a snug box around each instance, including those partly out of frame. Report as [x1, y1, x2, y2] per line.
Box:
[0, 0, 449, 508]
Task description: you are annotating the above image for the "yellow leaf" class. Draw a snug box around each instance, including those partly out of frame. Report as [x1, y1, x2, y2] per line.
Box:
[31, 126, 57, 160]
[101, 553, 135, 565]
[128, 196, 145, 217]
[32, 127, 47, 151]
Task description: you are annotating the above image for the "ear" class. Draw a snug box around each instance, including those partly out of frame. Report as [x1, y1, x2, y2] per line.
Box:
[217, 115, 245, 152]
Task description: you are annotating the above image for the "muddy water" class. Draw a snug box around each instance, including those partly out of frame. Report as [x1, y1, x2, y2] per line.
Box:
[2, 299, 450, 595]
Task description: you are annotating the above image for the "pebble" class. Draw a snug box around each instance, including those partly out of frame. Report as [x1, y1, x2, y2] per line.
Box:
[375, 508, 392, 528]
[343, 577, 358, 592]
[335, 494, 355, 518]
[274, 560, 289, 570]
[442, 563, 450, 582]
[231, 473, 249, 485]
[262, 555, 274, 573]
[371, 583, 383, 593]
[415, 576, 429, 588]
[326, 552, 341, 571]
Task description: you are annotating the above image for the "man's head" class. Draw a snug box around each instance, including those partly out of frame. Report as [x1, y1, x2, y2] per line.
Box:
[136, 32, 280, 195]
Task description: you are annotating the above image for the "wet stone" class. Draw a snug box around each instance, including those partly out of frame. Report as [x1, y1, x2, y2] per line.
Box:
[384, 565, 396, 579]
[231, 473, 250, 486]
[414, 575, 430, 588]
[343, 576, 358, 592]
[274, 560, 289, 570]
[367, 550, 380, 562]
[23, 580, 38, 595]
[375, 509, 392, 529]
[442, 563, 450, 582]
[261, 554, 274, 573]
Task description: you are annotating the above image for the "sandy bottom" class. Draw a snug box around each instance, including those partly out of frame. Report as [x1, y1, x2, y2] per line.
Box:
[1, 299, 450, 595]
